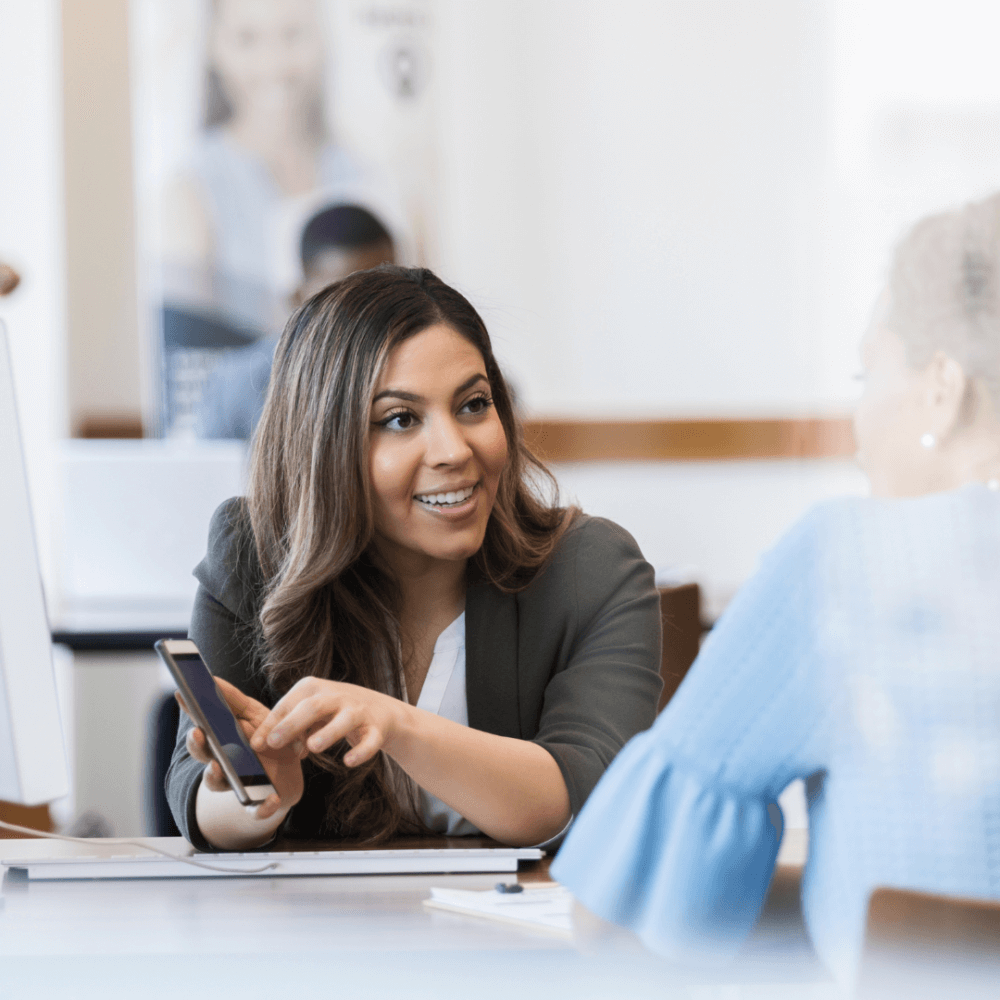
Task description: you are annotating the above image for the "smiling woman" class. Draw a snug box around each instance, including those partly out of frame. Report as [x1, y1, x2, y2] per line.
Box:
[165, 266, 663, 851]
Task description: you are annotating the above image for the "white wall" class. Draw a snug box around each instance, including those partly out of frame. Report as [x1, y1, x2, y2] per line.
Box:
[820, 0, 1000, 398]
[434, 1, 837, 417]
[551, 457, 868, 619]
[0, 0, 67, 591]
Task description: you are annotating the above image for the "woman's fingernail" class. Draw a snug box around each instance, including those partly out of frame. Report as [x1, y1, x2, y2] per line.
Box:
[267, 730, 283, 747]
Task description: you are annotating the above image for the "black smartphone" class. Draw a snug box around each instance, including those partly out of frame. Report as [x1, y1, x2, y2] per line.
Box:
[155, 638, 270, 806]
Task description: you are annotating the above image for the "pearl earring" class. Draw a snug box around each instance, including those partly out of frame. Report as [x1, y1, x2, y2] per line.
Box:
[920, 432, 936, 449]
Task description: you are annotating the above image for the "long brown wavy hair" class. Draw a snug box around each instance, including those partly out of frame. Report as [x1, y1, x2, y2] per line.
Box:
[243, 265, 575, 842]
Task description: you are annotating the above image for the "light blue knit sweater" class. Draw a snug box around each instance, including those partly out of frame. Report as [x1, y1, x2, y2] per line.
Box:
[552, 484, 1000, 981]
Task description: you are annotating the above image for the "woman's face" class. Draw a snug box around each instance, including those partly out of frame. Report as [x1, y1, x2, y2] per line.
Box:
[368, 324, 509, 574]
[211, 0, 324, 119]
[853, 300, 938, 497]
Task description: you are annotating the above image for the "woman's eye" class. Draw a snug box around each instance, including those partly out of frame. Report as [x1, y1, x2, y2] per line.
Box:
[461, 394, 493, 416]
[380, 411, 417, 431]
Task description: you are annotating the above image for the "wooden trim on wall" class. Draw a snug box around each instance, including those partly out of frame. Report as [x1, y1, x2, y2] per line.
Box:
[72, 414, 855, 459]
[77, 415, 144, 439]
[523, 417, 855, 462]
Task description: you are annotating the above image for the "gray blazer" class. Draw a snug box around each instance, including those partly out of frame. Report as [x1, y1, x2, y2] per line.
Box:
[166, 499, 663, 850]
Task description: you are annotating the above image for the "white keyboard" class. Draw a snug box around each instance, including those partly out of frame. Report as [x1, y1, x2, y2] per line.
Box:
[0, 840, 543, 881]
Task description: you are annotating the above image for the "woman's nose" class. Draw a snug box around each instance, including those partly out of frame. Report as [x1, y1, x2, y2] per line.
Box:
[425, 414, 474, 467]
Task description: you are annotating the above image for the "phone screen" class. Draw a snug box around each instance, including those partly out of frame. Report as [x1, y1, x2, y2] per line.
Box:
[172, 653, 268, 780]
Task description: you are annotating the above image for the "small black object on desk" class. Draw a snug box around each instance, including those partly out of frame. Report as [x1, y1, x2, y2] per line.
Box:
[495, 882, 524, 894]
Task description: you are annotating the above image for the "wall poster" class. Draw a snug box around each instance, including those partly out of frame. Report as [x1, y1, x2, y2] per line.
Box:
[131, 0, 438, 438]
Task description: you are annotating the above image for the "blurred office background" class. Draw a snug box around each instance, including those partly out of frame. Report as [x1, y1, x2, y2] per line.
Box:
[3, 0, 1000, 836]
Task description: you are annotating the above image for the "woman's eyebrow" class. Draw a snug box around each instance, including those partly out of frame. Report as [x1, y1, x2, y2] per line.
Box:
[453, 373, 489, 395]
[372, 388, 421, 403]
[372, 373, 488, 404]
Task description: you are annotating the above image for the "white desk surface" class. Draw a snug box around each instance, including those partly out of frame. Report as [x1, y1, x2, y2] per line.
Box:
[0, 837, 832, 1000]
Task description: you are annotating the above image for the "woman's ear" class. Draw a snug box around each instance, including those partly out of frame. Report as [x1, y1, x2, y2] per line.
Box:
[922, 351, 968, 443]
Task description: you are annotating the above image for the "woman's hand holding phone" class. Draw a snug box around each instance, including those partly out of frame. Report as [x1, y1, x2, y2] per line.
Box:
[179, 677, 306, 820]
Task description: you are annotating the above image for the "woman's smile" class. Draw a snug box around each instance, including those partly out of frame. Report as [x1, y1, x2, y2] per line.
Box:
[414, 482, 478, 511]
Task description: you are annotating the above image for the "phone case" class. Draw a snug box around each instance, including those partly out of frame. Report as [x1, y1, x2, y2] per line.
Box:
[154, 638, 263, 806]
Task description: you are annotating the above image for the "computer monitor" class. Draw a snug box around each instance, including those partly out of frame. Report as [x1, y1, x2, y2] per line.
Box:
[0, 319, 69, 805]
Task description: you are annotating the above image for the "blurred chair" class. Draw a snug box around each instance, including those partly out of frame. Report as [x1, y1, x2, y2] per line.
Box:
[146, 692, 181, 837]
[161, 305, 264, 436]
[657, 583, 702, 713]
[161, 306, 261, 352]
[857, 887, 1000, 999]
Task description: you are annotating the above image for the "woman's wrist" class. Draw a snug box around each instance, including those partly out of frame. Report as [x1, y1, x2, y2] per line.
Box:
[377, 695, 418, 764]
[194, 778, 288, 851]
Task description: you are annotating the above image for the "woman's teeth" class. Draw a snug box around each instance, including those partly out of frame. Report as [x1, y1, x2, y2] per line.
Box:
[415, 485, 475, 507]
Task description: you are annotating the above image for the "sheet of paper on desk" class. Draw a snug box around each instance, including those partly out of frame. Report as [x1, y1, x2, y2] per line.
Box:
[424, 885, 574, 937]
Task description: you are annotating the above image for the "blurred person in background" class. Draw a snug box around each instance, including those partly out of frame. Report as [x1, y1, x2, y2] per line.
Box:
[159, 0, 401, 436]
[161, 0, 366, 330]
[198, 202, 395, 439]
[552, 193, 1000, 985]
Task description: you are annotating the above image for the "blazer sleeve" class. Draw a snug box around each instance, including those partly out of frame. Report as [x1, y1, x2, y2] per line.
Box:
[530, 517, 663, 820]
[165, 497, 268, 850]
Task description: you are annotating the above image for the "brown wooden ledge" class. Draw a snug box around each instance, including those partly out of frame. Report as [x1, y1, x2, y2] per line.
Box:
[523, 417, 854, 463]
[0, 800, 51, 838]
[77, 414, 144, 439]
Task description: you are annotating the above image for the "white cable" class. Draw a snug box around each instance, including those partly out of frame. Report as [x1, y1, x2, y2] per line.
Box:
[0, 819, 278, 875]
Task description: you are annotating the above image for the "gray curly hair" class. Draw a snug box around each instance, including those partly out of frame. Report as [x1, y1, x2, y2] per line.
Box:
[886, 193, 1000, 406]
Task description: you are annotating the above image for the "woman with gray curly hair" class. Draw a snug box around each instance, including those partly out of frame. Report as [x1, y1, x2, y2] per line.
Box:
[552, 193, 1000, 984]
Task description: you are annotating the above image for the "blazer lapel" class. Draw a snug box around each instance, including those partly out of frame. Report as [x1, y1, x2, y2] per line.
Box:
[465, 571, 521, 738]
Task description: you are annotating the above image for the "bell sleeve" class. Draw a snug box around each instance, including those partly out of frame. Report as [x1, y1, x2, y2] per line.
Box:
[551, 504, 833, 963]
